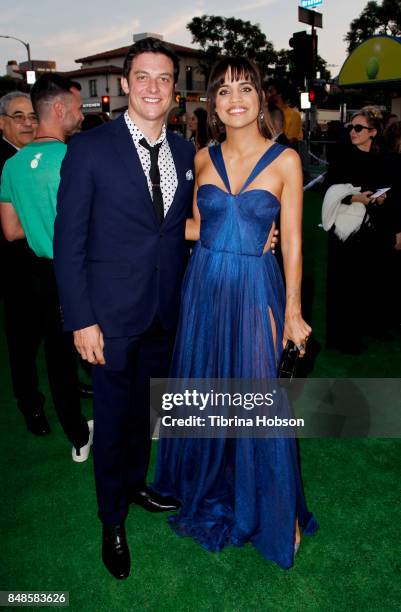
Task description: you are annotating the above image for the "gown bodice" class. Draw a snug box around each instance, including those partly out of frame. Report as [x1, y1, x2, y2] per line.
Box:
[197, 143, 284, 257]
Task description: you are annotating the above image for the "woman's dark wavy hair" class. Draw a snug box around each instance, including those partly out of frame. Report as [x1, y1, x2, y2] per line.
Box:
[192, 107, 208, 148]
[206, 57, 273, 140]
[384, 120, 401, 154]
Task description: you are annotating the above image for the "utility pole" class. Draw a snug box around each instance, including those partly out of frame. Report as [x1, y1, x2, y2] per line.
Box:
[297, 6, 323, 141]
[0, 34, 33, 73]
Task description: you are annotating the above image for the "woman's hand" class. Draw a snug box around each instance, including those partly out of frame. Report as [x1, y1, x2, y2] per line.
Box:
[283, 312, 312, 358]
[351, 191, 373, 205]
[371, 193, 387, 206]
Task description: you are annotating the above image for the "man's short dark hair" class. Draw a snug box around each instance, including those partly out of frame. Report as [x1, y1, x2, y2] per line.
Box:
[122, 37, 179, 84]
[30, 73, 81, 116]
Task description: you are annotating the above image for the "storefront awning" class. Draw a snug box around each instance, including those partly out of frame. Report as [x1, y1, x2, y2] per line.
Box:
[339, 36, 401, 86]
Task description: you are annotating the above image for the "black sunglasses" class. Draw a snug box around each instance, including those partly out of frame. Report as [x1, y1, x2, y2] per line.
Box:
[347, 124, 373, 133]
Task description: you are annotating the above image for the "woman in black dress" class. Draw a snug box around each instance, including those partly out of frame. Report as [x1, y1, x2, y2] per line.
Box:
[324, 106, 397, 353]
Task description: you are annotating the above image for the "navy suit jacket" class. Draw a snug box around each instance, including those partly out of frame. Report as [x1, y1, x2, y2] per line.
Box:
[53, 115, 195, 337]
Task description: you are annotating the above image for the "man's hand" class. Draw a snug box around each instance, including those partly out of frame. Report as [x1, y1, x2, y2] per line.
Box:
[74, 324, 105, 365]
[1, 202, 25, 241]
[271, 228, 279, 254]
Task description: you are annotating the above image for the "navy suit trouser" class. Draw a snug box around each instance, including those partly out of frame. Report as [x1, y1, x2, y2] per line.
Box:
[92, 317, 175, 526]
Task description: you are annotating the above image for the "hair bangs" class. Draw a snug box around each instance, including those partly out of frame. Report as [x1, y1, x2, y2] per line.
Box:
[208, 58, 260, 95]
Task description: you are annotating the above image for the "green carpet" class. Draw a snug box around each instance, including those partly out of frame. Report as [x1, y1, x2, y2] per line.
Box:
[1, 191, 400, 611]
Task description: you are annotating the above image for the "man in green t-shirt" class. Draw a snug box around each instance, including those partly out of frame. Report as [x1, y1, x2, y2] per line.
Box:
[0, 138, 67, 256]
[0, 74, 91, 462]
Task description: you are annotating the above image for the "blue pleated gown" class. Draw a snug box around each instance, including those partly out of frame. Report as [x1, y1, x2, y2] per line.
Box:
[154, 143, 318, 569]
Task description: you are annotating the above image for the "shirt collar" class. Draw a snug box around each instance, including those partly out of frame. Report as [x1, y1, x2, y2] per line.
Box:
[124, 111, 166, 147]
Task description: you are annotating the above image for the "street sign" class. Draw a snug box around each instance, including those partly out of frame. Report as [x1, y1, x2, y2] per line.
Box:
[299, 6, 323, 28]
[300, 92, 311, 109]
[82, 102, 101, 109]
[26, 70, 36, 84]
[300, 0, 322, 8]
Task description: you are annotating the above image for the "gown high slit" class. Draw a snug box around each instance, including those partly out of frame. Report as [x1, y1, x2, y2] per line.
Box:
[153, 142, 318, 569]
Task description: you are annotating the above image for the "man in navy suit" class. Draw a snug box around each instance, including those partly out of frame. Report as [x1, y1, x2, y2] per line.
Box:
[53, 38, 195, 579]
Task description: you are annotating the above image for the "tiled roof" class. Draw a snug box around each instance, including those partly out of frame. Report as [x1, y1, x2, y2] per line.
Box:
[62, 65, 122, 77]
[75, 41, 201, 63]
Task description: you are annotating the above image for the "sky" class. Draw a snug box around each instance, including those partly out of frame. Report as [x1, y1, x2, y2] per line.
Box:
[0, 0, 369, 76]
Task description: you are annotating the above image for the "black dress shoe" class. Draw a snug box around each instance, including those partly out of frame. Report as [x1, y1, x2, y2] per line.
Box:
[102, 524, 130, 579]
[130, 487, 180, 513]
[23, 411, 51, 436]
[78, 382, 93, 399]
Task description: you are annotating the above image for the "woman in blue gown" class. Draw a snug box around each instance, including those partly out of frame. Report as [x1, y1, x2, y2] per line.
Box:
[154, 57, 318, 569]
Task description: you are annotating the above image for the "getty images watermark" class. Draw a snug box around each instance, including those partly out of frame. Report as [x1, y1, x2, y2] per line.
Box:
[149, 378, 401, 439]
[160, 388, 304, 431]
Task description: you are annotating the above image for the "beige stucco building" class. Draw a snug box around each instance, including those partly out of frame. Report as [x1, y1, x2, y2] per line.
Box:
[63, 33, 207, 127]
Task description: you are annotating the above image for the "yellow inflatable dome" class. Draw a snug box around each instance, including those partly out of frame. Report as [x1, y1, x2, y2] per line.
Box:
[339, 36, 401, 86]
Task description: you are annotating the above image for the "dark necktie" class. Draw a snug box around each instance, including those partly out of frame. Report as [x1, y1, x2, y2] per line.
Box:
[139, 138, 164, 224]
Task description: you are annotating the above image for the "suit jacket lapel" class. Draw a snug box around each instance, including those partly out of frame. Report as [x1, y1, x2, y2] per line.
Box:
[110, 116, 159, 224]
[164, 131, 188, 224]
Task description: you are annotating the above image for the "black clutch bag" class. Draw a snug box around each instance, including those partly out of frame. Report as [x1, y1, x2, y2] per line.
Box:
[278, 340, 300, 379]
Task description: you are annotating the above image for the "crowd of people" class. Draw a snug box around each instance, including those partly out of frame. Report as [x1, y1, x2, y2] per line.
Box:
[0, 86, 92, 450]
[0, 36, 399, 580]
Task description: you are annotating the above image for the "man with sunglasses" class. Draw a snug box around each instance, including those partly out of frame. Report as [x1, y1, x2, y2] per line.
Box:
[0, 92, 49, 435]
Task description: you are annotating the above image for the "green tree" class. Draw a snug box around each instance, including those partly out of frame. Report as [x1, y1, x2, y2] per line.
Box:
[270, 49, 330, 82]
[187, 15, 277, 79]
[316, 55, 331, 81]
[0, 75, 27, 97]
[274, 49, 291, 77]
[345, 0, 401, 52]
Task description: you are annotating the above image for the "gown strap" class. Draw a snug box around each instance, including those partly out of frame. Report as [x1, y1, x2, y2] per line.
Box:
[240, 143, 287, 194]
[208, 144, 232, 193]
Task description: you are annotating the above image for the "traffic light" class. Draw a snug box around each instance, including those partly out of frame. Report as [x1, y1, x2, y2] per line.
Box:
[289, 31, 317, 84]
[101, 95, 110, 113]
[308, 90, 316, 103]
[179, 96, 186, 113]
[175, 93, 186, 113]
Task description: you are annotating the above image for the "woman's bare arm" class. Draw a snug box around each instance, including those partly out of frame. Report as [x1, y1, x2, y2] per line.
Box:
[279, 149, 311, 355]
[185, 149, 206, 242]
